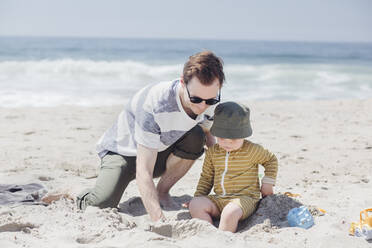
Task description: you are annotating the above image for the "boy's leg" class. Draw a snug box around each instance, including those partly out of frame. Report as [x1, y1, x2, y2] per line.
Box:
[189, 196, 220, 224]
[155, 125, 205, 208]
[219, 202, 243, 232]
[76, 152, 136, 210]
[218, 196, 259, 232]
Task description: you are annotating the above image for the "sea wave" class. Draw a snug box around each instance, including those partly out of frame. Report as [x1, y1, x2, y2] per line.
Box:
[0, 59, 371, 107]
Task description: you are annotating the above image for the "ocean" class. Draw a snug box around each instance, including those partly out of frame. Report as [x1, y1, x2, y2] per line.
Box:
[0, 36, 371, 107]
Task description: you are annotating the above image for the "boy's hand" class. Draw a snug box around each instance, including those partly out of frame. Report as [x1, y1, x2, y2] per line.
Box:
[261, 183, 274, 197]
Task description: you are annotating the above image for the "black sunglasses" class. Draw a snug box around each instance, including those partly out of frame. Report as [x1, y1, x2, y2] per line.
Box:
[186, 85, 221, 105]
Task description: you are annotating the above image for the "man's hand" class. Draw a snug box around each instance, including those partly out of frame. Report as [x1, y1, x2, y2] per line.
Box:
[261, 183, 274, 197]
[136, 144, 164, 222]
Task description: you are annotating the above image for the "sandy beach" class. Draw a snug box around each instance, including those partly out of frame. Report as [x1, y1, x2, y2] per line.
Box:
[1, 99, 371, 248]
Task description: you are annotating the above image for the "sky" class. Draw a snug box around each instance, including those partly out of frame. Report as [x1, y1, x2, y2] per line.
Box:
[0, 0, 371, 42]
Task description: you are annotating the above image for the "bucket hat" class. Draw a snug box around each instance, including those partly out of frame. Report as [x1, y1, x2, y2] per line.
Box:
[210, 101, 252, 139]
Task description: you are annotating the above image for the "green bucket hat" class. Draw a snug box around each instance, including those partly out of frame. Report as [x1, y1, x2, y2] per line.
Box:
[210, 101, 252, 139]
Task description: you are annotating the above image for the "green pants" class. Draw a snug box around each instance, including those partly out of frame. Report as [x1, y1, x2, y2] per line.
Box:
[77, 125, 205, 210]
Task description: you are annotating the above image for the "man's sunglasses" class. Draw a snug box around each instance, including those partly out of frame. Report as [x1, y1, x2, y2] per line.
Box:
[186, 85, 221, 105]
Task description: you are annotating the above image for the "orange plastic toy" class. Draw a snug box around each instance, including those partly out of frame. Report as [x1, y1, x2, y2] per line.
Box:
[349, 208, 372, 240]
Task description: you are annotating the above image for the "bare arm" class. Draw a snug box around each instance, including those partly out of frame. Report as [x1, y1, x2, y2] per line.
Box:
[194, 148, 214, 197]
[136, 144, 165, 222]
[204, 130, 216, 148]
[257, 145, 278, 197]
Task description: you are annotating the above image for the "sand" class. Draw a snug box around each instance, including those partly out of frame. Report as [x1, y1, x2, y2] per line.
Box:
[0, 99, 371, 247]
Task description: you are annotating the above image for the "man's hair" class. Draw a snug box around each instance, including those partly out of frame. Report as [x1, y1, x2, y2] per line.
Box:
[183, 51, 225, 86]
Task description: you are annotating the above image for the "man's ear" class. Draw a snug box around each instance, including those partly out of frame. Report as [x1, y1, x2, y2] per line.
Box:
[180, 76, 186, 88]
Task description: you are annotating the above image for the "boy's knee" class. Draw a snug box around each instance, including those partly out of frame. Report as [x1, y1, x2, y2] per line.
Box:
[221, 203, 243, 220]
[189, 196, 215, 214]
[188, 197, 200, 213]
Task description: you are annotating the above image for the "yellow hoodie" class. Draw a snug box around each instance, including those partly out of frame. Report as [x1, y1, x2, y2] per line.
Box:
[194, 140, 278, 200]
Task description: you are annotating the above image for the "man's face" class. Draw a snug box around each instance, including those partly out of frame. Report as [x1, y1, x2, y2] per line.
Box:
[181, 76, 221, 116]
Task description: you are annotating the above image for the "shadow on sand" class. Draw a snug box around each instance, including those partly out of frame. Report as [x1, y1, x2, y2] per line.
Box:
[118, 194, 192, 217]
[119, 194, 305, 233]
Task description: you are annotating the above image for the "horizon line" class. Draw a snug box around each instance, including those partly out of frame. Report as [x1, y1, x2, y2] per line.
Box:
[1, 34, 372, 44]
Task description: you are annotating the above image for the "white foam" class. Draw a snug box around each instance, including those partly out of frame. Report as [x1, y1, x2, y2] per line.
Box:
[0, 60, 371, 107]
[223, 63, 372, 101]
[0, 60, 181, 107]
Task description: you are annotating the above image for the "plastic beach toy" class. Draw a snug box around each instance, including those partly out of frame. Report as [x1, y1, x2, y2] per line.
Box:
[287, 206, 314, 229]
[284, 192, 301, 198]
[349, 208, 372, 240]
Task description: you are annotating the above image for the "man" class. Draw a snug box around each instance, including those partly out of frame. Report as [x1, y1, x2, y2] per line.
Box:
[77, 51, 225, 222]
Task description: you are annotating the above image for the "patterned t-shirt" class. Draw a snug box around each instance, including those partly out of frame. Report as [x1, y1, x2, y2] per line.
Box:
[96, 79, 215, 158]
[194, 140, 278, 200]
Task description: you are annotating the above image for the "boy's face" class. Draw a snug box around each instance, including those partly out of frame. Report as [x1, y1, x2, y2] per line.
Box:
[216, 137, 244, 152]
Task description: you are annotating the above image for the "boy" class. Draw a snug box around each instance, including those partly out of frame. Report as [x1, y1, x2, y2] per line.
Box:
[189, 102, 278, 232]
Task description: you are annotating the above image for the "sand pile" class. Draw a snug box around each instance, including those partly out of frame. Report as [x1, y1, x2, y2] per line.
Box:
[0, 198, 136, 246]
[239, 194, 304, 233]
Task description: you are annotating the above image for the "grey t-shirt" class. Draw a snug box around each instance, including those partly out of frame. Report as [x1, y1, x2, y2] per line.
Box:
[96, 79, 214, 158]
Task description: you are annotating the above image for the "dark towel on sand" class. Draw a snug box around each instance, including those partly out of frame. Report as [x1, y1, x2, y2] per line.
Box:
[0, 183, 48, 206]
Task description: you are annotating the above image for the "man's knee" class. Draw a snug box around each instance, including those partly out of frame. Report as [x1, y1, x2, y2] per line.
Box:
[76, 189, 92, 210]
[186, 125, 206, 149]
[174, 125, 205, 159]
[76, 153, 135, 210]
[76, 186, 121, 210]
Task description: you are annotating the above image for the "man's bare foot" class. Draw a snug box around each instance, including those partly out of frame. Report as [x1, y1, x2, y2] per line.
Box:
[158, 193, 180, 210]
[41, 193, 73, 205]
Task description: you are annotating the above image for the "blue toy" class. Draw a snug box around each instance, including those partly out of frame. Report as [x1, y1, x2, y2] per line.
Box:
[287, 206, 314, 229]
